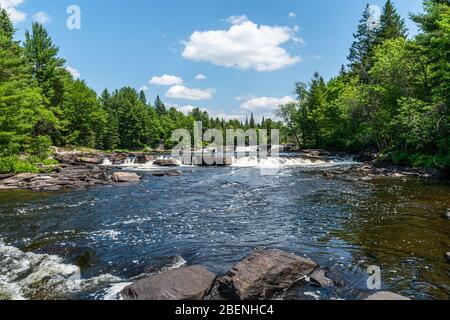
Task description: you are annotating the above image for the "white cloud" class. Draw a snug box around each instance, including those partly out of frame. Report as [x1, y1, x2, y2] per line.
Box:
[166, 85, 215, 101]
[149, 74, 183, 86]
[195, 74, 207, 81]
[139, 85, 148, 92]
[66, 66, 80, 79]
[170, 104, 208, 115]
[227, 15, 249, 25]
[288, 12, 296, 18]
[33, 11, 50, 24]
[0, 0, 27, 23]
[240, 96, 295, 112]
[182, 17, 301, 72]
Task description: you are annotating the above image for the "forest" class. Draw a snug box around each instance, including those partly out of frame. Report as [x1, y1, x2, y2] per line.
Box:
[0, 5, 282, 173]
[278, 0, 449, 170]
[0, 0, 449, 173]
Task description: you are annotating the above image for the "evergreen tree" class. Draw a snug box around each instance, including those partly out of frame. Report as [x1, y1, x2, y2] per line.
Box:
[139, 90, 147, 105]
[24, 23, 66, 110]
[0, 6, 14, 39]
[154, 95, 166, 115]
[375, 0, 408, 45]
[348, 4, 379, 82]
[250, 113, 256, 128]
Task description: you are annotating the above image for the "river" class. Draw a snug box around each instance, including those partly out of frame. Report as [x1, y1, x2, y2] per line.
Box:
[0, 155, 449, 300]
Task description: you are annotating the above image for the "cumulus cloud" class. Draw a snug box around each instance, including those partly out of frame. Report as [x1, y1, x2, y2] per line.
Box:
[149, 74, 183, 86]
[288, 12, 296, 18]
[240, 96, 295, 112]
[166, 85, 215, 101]
[182, 17, 301, 72]
[33, 11, 50, 24]
[66, 66, 81, 79]
[0, 0, 27, 23]
[195, 74, 207, 81]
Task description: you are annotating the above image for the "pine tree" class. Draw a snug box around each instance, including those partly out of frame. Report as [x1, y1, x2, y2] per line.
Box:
[375, 0, 408, 45]
[0, 6, 14, 39]
[347, 4, 379, 82]
[24, 23, 67, 111]
[250, 113, 256, 128]
[154, 95, 166, 115]
[139, 90, 147, 105]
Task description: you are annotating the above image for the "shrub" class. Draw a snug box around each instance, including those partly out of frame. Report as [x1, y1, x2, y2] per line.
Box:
[0, 156, 39, 174]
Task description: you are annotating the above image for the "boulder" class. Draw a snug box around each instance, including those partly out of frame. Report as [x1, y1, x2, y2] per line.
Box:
[309, 269, 334, 287]
[121, 266, 215, 300]
[366, 291, 411, 301]
[112, 172, 141, 183]
[153, 159, 179, 167]
[135, 155, 155, 164]
[218, 250, 317, 300]
[445, 212, 450, 220]
[79, 157, 103, 165]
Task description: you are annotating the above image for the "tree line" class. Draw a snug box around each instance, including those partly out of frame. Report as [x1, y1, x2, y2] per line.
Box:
[0, 8, 282, 173]
[277, 0, 449, 170]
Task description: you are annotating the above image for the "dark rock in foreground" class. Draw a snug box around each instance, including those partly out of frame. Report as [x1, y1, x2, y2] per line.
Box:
[121, 266, 215, 300]
[218, 250, 317, 300]
[366, 291, 411, 301]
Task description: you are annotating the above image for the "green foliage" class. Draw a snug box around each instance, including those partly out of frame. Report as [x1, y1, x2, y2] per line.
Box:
[0, 156, 39, 174]
[28, 136, 52, 160]
[375, 0, 408, 45]
[279, 0, 449, 169]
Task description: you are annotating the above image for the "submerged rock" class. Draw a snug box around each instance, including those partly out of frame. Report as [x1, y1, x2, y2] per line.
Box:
[112, 172, 141, 183]
[309, 269, 334, 288]
[121, 265, 215, 300]
[153, 170, 181, 177]
[218, 250, 317, 300]
[366, 291, 411, 301]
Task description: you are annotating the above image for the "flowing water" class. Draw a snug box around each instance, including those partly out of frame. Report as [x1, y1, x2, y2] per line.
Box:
[0, 155, 449, 300]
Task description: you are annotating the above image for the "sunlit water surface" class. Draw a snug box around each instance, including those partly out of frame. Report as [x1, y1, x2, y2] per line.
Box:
[0, 158, 449, 300]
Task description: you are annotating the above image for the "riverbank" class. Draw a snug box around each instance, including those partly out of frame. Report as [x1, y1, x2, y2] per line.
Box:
[0, 148, 447, 192]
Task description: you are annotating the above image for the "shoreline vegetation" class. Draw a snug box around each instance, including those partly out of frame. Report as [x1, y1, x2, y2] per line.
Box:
[0, 146, 446, 192]
[0, 0, 448, 177]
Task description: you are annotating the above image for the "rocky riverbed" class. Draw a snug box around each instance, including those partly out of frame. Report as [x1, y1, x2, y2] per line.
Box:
[121, 249, 411, 301]
[1, 148, 446, 192]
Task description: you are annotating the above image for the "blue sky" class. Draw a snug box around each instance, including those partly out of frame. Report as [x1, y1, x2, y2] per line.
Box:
[3, 0, 423, 120]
